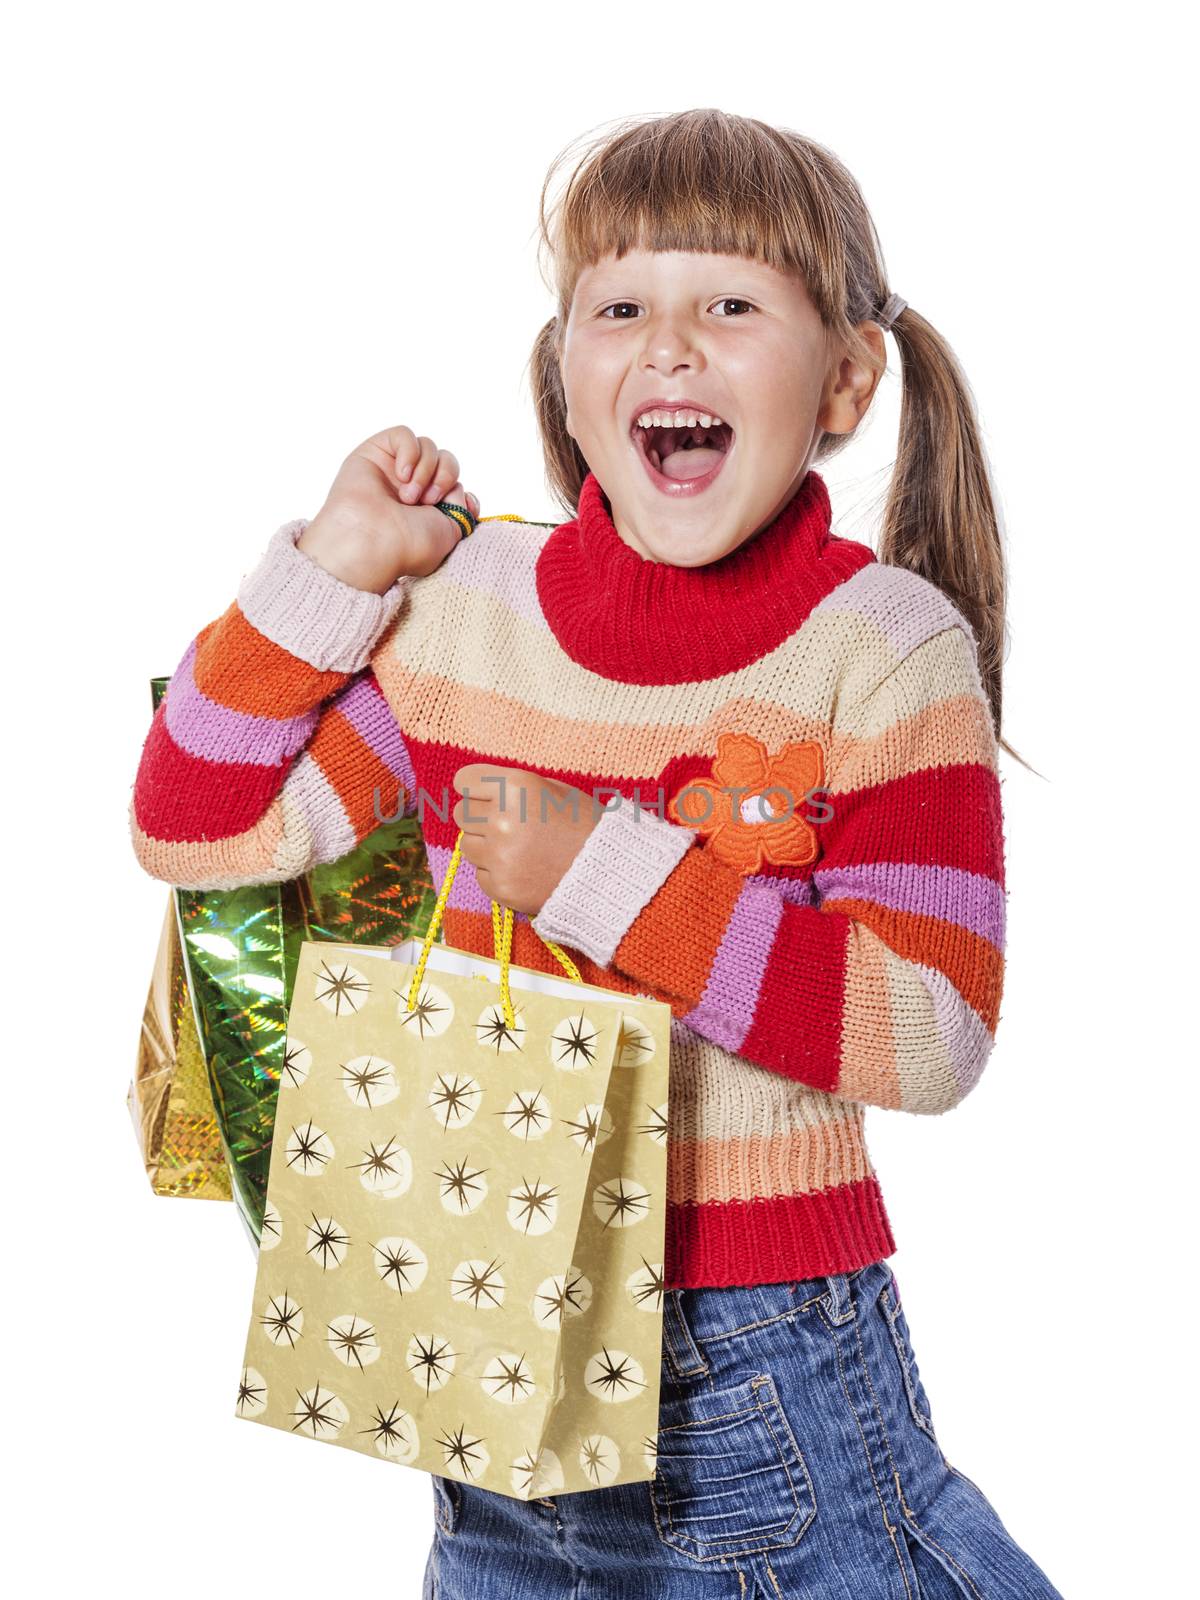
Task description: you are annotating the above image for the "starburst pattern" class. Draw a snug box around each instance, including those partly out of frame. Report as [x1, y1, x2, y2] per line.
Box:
[243, 946, 670, 1491]
[437, 1422, 488, 1480]
[290, 1382, 347, 1438]
[340, 1054, 398, 1108]
[373, 1235, 428, 1293]
[428, 1072, 482, 1130]
[314, 959, 370, 1016]
[585, 1346, 646, 1402]
[507, 1175, 558, 1235]
[260, 1291, 303, 1347]
[480, 1351, 535, 1404]
[350, 1136, 411, 1196]
[578, 1433, 620, 1486]
[475, 1003, 526, 1053]
[562, 1103, 611, 1153]
[532, 1267, 592, 1327]
[549, 1011, 600, 1071]
[437, 1155, 488, 1213]
[258, 1200, 282, 1250]
[327, 1313, 380, 1370]
[395, 982, 454, 1039]
[498, 1088, 551, 1141]
[510, 1445, 564, 1497]
[359, 1399, 415, 1460]
[628, 1257, 665, 1312]
[285, 1119, 333, 1176]
[236, 1367, 267, 1416]
[449, 1257, 506, 1309]
[406, 1332, 457, 1395]
[281, 1037, 311, 1089]
[637, 1101, 669, 1145]
[643, 1433, 659, 1471]
[615, 1015, 655, 1067]
[592, 1174, 651, 1229]
[305, 1212, 349, 1269]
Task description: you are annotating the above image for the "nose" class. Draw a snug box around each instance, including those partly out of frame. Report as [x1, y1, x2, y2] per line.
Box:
[638, 310, 703, 376]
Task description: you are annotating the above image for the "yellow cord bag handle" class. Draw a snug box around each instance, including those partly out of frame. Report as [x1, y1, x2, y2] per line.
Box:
[405, 830, 582, 1027]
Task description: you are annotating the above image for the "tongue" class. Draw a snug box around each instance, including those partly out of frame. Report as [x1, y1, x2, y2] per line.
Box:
[659, 445, 724, 481]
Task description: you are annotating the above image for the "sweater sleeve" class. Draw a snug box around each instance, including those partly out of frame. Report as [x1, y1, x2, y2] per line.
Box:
[129, 518, 418, 889]
[532, 623, 1006, 1115]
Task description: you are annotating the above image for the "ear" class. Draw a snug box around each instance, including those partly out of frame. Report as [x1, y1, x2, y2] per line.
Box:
[817, 324, 886, 436]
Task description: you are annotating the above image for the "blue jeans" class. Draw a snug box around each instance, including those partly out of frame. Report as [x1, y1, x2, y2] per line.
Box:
[423, 1259, 1063, 1598]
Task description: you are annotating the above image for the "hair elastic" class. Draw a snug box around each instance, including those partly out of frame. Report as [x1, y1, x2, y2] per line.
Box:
[876, 293, 907, 332]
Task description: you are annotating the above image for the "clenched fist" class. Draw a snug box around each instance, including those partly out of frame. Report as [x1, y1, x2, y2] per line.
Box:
[451, 764, 605, 915]
[298, 424, 480, 592]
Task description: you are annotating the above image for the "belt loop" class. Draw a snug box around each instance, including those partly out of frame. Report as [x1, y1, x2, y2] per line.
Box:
[821, 1271, 857, 1326]
[662, 1289, 709, 1378]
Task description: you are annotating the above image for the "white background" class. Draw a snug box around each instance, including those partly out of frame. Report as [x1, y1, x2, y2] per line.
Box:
[5, 3, 1193, 1595]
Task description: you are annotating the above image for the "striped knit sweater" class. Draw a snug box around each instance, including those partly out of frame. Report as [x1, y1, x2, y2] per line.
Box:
[130, 469, 1007, 1289]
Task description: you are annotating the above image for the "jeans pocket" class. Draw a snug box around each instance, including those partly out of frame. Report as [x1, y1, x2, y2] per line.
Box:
[649, 1373, 816, 1563]
[431, 1472, 461, 1537]
[878, 1270, 938, 1442]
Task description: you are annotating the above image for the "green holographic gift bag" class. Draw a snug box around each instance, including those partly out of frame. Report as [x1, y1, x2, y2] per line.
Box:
[234, 833, 672, 1500]
[134, 675, 440, 1246]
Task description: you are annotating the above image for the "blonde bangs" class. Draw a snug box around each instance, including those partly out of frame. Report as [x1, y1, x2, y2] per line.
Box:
[537, 111, 846, 319]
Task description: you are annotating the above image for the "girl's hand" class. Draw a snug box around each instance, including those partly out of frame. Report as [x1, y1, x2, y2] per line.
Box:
[297, 424, 481, 592]
[451, 764, 604, 915]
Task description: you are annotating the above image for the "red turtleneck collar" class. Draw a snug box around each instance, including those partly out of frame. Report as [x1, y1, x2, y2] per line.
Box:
[534, 469, 876, 685]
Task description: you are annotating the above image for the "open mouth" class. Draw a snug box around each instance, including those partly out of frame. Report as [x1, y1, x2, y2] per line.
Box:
[631, 419, 735, 495]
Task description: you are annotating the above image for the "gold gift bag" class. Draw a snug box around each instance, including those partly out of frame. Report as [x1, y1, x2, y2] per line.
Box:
[235, 832, 672, 1500]
[127, 893, 233, 1201]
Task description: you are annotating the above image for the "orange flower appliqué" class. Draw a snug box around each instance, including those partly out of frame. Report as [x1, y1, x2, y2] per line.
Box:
[668, 732, 825, 875]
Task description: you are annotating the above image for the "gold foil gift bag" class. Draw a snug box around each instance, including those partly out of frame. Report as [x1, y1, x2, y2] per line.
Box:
[236, 833, 672, 1500]
[127, 892, 233, 1201]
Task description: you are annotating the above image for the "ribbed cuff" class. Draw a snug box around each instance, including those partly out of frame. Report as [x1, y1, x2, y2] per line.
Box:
[237, 519, 411, 673]
[532, 800, 696, 968]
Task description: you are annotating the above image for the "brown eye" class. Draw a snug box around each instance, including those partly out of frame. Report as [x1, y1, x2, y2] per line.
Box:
[712, 298, 754, 316]
[601, 302, 641, 319]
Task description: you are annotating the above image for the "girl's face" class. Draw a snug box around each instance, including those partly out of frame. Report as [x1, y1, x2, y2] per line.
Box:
[561, 249, 883, 566]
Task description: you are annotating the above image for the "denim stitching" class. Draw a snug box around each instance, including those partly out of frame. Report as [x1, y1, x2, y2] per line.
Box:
[892, 1468, 985, 1600]
[650, 1378, 814, 1561]
[824, 1292, 916, 1600]
[432, 1474, 460, 1537]
[663, 1292, 710, 1378]
[750, 1375, 818, 1539]
[671, 1272, 872, 1358]
[819, 1277, 858, 1328]
[879, 1278, 938, 1442]
[694, 1305, 807, 1345]
[861, 1283, 992, 1599]
[718, 1555, 750, 1596]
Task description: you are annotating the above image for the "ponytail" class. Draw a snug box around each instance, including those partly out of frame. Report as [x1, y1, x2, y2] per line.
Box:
[871, 305, 1023, 764]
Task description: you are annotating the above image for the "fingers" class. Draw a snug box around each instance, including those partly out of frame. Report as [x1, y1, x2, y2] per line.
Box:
[365, 425, 421, 486]
[398, 441, 460, 506]
[448, 481, 481, 518]
[358, 426, 476, 514]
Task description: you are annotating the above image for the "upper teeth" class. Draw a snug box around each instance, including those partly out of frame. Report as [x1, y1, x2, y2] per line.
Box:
[635, 409, 724, 429]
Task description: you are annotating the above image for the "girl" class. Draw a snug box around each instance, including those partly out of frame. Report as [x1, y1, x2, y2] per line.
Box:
[130, 110, 1063, 1598]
